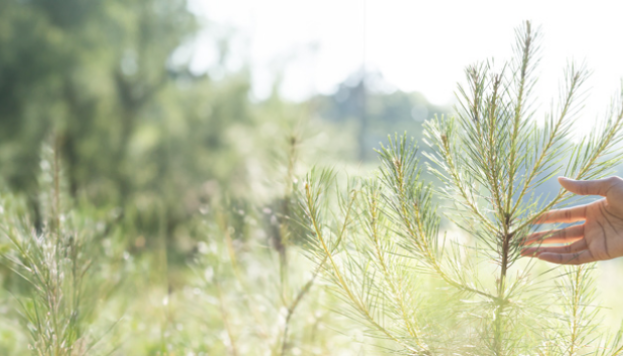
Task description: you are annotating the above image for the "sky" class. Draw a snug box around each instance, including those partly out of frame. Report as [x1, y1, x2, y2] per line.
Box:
[188, 0, 623, 133]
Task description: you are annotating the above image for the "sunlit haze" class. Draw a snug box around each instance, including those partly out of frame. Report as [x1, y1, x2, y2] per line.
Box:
[190, 0, 623, 133]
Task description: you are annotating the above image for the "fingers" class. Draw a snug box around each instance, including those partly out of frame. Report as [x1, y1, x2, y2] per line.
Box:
[534, 205, 588, 224]
[522, 224, 585, 245]
[521, 238, 597, 265]
[536, 250, 597, 265]
[558, 176, 618, 196]
[521, 239, 587, 257]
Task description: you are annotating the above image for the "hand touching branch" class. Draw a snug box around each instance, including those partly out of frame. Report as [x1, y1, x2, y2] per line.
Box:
[521, 176, 623, 265]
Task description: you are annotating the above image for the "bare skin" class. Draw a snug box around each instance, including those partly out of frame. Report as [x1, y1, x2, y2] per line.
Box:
[521, 176, 623, 265]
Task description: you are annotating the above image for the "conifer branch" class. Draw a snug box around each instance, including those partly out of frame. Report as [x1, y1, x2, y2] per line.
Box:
[511, 64, 586, 217]
[279, 261, 322, 356]
[506, 21, 538, 214]
[379, 135, 495, 300]
[424, 119, 497, 233]
[364, 184, 422, 343]
[515, 91, 623, 234]
[300, 172, 427, 354]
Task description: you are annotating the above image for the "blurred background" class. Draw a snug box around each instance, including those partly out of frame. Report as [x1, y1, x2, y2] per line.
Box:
[2, 0, 623, 354]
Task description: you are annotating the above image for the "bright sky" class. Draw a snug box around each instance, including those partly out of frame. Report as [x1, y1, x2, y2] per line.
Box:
[189, 0, 623, 132]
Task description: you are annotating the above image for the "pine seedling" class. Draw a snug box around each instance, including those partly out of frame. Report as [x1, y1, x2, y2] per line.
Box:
[297, 21, 623, 355]
[189, 132, 355, 356]
[0, 144, 116, 355]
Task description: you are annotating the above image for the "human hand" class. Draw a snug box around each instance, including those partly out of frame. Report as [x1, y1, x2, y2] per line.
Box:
[521, 176, 623, 265]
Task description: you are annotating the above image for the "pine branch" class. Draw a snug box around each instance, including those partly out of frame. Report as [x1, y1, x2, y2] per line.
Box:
[514, 87, 623, 234]
[423, 118, 497, 234]
[279, 260, 322, 356]
[511, 63, 587, 217]
[379, 135, 496, 300]
[363, 182, 423, 345]
[506, 21, 539, 214]
[299, 171, 427, 354]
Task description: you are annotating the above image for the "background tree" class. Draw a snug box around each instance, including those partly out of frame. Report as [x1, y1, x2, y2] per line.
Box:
[312, 69, 449, 162]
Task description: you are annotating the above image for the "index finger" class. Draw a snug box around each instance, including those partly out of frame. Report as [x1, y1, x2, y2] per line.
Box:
[534, 204, 588, 224]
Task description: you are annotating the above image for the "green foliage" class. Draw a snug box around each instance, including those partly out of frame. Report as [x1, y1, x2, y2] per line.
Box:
[180, 133, 359, 356]
[297, 22, 623, 355]
[0, 145, 122, 355]
[4, 3, 623, 354]
[0, 0, 448, 270]
[0, 0, 195, 193]
[0, 0, 245, 264]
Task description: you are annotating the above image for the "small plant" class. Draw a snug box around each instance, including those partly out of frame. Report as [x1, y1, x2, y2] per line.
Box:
[0, 144, 117, 355]
[188, 132, 358, 355]
[297, 21, 623, 355]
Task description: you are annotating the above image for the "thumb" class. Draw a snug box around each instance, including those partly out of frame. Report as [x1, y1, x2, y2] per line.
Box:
[558, 177, 616, 196]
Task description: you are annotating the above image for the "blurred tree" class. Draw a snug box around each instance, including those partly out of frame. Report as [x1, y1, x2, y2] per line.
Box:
[0, 0, 258, 260]
[312, 70, 450, 161]
[0, 0, 454, 270]
[0, 0, 195, 197]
